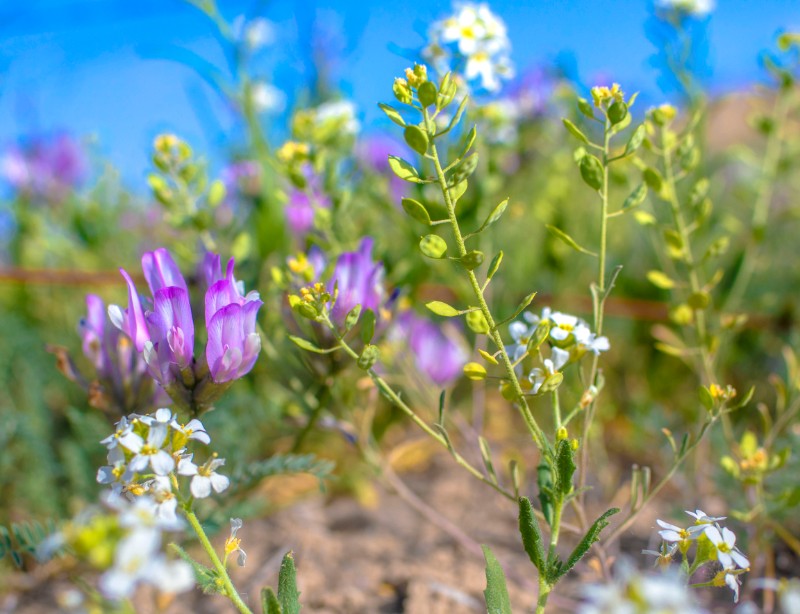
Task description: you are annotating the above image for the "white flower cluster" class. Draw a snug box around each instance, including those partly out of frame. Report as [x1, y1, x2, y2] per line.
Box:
[580, 563, 705, 614]
[98, 408, 230, 514]
[648, 509, 750, 602]
[423, 2, 514, 93]
[655, 0, 714, 17]
[507, 307, 610, 393]
[98, 492, 194, 600]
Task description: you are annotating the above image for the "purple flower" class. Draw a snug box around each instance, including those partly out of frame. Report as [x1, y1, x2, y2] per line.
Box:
[328, 237, 385, 325]
[204, 258, 263, 383]
[285, 171, 331, 237]
[1, 133, 85, 202]
[357, 136, 409, 202]
[395, 312, 468, 387]
[110, 249, 193, 385]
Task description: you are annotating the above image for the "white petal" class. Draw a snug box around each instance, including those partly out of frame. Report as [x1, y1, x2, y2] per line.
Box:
[118, 431, 144, 453]
[656, 519, 682, 531]
[731, 550, 750, 569]
[150, 451, 175, 476]
[191, 475, 212, 498]
[703, 525, 723, 545]
[210, 473, 230, 493]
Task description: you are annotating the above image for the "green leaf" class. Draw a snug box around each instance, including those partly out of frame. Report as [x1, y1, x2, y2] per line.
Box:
[549, 508, 619, 582]
[537, 463, 554, 526]
[466, 310, 490, 334]
[699, 386, 714, 411]
[388, 155, 424, 183]
[486, 251, 503, 282]
[518, 497, 546, 572]
[262, 587, 282, 614]
[288, 335, 339, 354]
[577, 98, 595, 119]
[344, 304, 362, 332]
[419, 234, 448, 259]
[479, 437, 498, 483]
[228, 454, 335, 494]
[461, 124, 477, 157]
[170, 543, 219, 593]
[474, 198, 509, 234]
[418, 81, 438, 108]
[361, 309, 376, 344]
[482, 545, 512, 614]
[450, 152, 479, 185]
[401, 198, 432, 225]
[426, 301, 460, 317]
[526, 321, 550, 354]
[625, 124, 646, 154]
[460, 250, 485, 270]
[357, 344, 380, 370]
[562, 118, 589, 144]
[608, 100, 628, 125]
[579, 154, 604, 190]
[622, 183, 647, 209]
[646, 270, 676, 290]
[404, 125, 429, 155]
[546, 225, 597, 257]
[643, 166, 663, 192]
[378, 103, 405, 127]
[277, 552, 301, 614]
[554, 439, 576, 497]
[207, 179, 226, 207]
[494, 292, 537, 329]
[449, 179, 469, 203]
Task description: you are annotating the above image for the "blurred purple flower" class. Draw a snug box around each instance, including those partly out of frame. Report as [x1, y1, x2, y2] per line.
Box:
[328, 237, 385, 325]
[285, 170, 331, 237]
[221, 160, 261, 198]
[357, 136, 409, 202]
[395, 312, 468, 387]
[1, 133, 85, 202]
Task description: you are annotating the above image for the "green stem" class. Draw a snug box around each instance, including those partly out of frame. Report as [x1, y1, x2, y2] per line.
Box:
[184, 508, 253, 614]
[423, 108, 548, 452]
[660, 125, 715, 386]
[323, 313, 516, 501]
[536, 575, 552, 614]
[552, 390, 562, 431]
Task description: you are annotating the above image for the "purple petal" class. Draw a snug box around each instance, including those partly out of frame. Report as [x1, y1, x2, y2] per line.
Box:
[152, 287, 195, 366]
[142, 248, 187, 295]
[119, 269, 150, 351]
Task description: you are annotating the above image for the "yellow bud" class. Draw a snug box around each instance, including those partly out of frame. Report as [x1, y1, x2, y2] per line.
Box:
[393, 78, 413, 104]
[570, 438, 579, 451]
[463, 362, 487, 381]
[556, 427, 568, 441]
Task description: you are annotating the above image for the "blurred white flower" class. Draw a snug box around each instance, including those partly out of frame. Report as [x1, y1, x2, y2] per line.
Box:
[655, 0, 714, 17]
[251, 82, 286, 114]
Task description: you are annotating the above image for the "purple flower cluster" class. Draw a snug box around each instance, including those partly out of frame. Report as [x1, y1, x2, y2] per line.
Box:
[108, 248, 262, 411]
[1, 133, 85, 202]
[285, 168, 331, 238]
[394, 312, 468, 387]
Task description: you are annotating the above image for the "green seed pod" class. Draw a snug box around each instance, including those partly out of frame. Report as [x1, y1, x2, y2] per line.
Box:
[419, 235, 447, 259]
[579, 154, 604, 190]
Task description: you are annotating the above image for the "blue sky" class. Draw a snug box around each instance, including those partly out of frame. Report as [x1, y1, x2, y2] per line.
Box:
[1, 0, 798, 187]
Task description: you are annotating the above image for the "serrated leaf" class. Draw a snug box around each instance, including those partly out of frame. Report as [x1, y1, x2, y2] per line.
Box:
[554, 439, 576, 497]
[288, 335, 338, 354]
[518, 497, 546, 572]
[562, 118, 589, 144]
[401, 198, 432, 225]
[277, 552, 301, 614]
[546, 225, 597, 256]
[426, 301, 460, 317]
[378, 102, 405, 127]
[482, 545, 512, 614]
[388, 155, 424, 183]
[549, 508, 619, 582]
[262, 587, 282, 614]
[646, 270, 676, 290]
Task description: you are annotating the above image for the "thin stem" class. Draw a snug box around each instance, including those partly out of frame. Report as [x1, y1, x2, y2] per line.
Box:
[323, 313, 516, 501]
[183, 508, 253, 614]
[423, 107, 548, 452]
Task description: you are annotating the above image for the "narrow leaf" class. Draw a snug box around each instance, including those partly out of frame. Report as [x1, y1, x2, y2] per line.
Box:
[426, 301, 460, 317]
[550, 508, 619, 582]
[646, 270, 676, 290]
[554, 439, 576, 497]
[474, 198, 509, 234]
[622, 183, 647, 209]
[546, 225, 597, 257]
[378, 102, 406, 127]
[361, 309, 376, 344]
[288, 336, 339, 354]
[277, 552, 301, 614]
[482, 545, 513, 614]
[479, 436, 498, 483]
[518, 497, 546, 572]
[493, 292, 537, 329]
[486, 251, 503, 283]
[262, 588, 282, 614]
[562, 118, 589, 144]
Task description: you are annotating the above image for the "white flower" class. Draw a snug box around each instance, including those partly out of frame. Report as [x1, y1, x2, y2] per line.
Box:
[703, 525, 750, 570]
[170, 416, 211, 445]
[655, 0, 714, 17]
[244, 18, 275, 50]
[528, 347, 568, 394]
[251, 82, 286, 114]
[724, 570, 741, 603]
[225, 518, 247, 567]
[441, 5, 486, 55]
[685, 509, 726, 524]
[656, 518, 704, 543]
[178, 454, 230, 498]
[96, 461, 132, 493]
[315, 100, 360, 135]
[148, 476, 179, 523]
[642, 542, 678, 569]
[120, 422, 175, 476]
